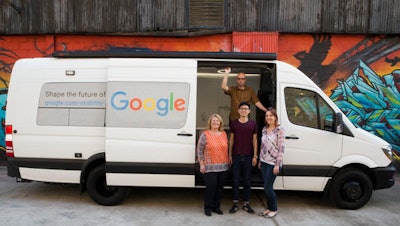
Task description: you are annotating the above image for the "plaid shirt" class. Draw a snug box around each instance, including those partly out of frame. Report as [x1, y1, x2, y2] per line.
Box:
[259, 126, 285, 167]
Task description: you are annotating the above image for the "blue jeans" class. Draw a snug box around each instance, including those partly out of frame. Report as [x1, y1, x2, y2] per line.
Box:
[232, 155, 253, 202]
[260, 162, 278, 211]
[203, 171, 228, 211]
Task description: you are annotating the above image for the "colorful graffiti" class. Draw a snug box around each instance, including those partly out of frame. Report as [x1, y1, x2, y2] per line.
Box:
[0, 33, 399, 161]
[331, 61, 400, 153]
[0, 37, 15, 154]
[280, 34, 400, 158]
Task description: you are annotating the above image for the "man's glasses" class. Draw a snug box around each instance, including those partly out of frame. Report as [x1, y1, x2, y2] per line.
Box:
[236, 77, 245, 80]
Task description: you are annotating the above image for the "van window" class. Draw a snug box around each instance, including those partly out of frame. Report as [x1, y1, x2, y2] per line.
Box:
[37, 82, 106, 127]
[285, 87, 335, 131]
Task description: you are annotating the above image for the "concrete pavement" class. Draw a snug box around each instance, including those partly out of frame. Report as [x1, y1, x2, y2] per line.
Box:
[0, 166, 399, 226]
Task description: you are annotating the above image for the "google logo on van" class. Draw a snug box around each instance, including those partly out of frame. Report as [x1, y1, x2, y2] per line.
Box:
[110, 91, 186, 116]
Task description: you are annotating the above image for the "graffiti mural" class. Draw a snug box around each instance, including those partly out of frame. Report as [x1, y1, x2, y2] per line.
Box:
[53, 34, 232, 52]
[280, 34, 400, 158]
[0, 37, 15, 154]
[331, 61, 400, 154]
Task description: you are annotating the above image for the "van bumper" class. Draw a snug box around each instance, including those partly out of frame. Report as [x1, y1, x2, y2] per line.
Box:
[6, 157, 21, 178]
[372, 164, 396, 190]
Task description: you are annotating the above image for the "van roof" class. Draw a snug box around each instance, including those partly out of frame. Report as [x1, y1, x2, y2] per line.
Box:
[53, 51, 276, 61]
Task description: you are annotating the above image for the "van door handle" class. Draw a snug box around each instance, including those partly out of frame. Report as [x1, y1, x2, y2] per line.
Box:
[285, 136, 299, 140]
[177, 133, 193, 137]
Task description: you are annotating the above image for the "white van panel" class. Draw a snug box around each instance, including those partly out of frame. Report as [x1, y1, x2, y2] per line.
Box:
[283, 176, 328, 191]
[7, 58, 108, 160]
[19, 168, 80, 183]
[338, 128, 391, 167]
[333, 155, 378, 168]
[105, 59, 197, 186]
[106, 174, 194, 187]
[105, 139, 194, 163]
[12, 127, 104, 159]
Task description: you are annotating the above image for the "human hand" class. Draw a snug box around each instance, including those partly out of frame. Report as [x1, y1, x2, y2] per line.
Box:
[273, 165, 280, 175]
[200, 164, 205, 174]
[252, 157, 257, 167]
[225, 67, 231, 74]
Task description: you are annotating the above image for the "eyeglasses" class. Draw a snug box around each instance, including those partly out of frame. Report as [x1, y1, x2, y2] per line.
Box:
[236, 78, 245, 80]
[239, 108, 250, 111]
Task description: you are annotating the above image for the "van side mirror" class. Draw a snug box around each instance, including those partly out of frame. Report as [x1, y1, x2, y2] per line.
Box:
[335, 113, 343, 134]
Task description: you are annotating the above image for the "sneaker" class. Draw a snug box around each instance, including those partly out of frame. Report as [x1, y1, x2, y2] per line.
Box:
[229, 203, 240, 213]
[242, 204, 255, 214]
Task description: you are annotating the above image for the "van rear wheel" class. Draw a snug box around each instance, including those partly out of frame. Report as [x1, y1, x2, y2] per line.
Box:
[330, 169, 372, 210]
[87, 164, 129, 206]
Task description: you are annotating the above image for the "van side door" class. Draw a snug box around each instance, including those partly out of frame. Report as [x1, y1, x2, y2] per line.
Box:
[280, 84, 342, 191]
[105, 59, 197, 187]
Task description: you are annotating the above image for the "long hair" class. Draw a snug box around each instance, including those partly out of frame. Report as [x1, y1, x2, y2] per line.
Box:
[207, 114, 224, 131]
[265, 108, 279, 128]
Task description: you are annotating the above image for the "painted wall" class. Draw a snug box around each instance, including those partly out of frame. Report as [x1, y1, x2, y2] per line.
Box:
[0, 33, 399, 161]
[280, 34, 400, 159]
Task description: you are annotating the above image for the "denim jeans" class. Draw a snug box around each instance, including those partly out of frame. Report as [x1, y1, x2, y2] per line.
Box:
[260, 162, 278, 211]
[232, 155, 253, 202]
[203, 171, 228, 211]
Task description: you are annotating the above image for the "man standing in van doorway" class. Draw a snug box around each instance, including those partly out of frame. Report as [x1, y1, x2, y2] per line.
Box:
[228, 102, 258, 214]
[221, 67, 267, 123]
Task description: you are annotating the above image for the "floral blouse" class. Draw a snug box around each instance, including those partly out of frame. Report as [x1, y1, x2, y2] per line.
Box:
[197, 130, 230, 173]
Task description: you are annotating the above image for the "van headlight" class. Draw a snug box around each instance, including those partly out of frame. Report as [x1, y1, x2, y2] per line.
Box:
[382, 145, 393, 161]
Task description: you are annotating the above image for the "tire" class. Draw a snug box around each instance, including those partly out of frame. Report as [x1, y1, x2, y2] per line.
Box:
[86, 164, 129, 206]
[330, 169, 373, 210]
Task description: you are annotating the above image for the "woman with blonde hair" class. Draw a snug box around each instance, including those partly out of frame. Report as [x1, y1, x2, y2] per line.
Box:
[197, 114, 230, 216]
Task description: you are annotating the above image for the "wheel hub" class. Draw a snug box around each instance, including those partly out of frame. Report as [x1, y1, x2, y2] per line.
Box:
[342, 181, 362, 200]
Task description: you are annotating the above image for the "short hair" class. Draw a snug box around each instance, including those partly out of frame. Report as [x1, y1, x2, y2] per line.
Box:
[207, 114, 224, 131]
[238, 101, 250, 109]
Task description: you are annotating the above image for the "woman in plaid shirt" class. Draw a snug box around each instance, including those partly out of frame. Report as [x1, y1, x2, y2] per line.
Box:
[258, 108, 285, 218]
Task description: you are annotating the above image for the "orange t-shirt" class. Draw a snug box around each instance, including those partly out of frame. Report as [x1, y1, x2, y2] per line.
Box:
[203, 130, 229, 164]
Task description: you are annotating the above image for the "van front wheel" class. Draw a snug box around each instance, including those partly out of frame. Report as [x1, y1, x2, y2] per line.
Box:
[330, 169, 372, 210]
[86, 165, 129, 206]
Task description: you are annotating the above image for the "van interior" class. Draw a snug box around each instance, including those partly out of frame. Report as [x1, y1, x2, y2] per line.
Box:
[195, 61, 276, 186]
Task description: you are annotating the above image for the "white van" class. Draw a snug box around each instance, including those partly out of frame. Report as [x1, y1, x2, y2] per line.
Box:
[5, 51, 395, 209]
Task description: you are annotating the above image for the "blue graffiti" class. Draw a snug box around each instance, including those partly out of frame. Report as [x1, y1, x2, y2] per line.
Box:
[330, 61, 400, 157]
[0, 89, 6, 152]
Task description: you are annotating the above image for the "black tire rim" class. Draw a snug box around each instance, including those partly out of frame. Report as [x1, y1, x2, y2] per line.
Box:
[341, 180, 363, 201]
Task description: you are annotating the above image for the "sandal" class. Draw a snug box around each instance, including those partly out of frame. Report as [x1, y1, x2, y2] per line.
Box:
[258, 210, 270, 217]
[242, 204, 255, 214]
[265, 211, 277, 218]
